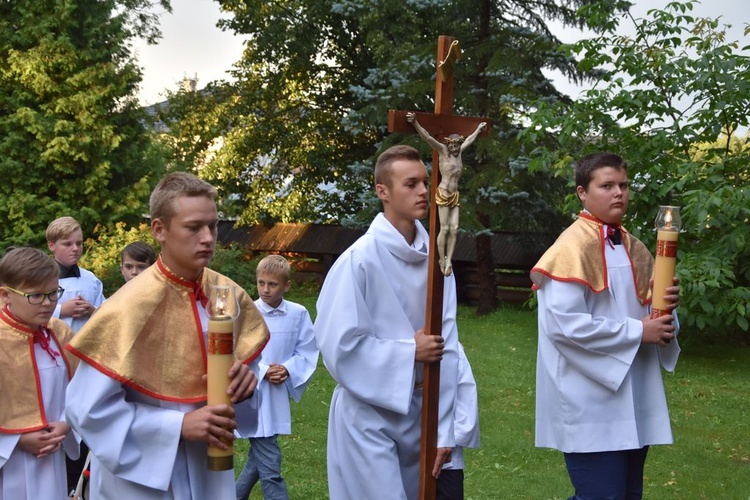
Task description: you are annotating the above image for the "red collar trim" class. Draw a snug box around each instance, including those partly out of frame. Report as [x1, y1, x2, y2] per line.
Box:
[0, 305, 44, 336]
[578, 211, 623, 230]
[156, 256, 203, 291]
[578, 211, 605, 226]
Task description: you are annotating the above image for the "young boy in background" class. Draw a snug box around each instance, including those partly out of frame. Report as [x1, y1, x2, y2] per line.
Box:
[120, 241, 157, 283]
[46, 216, 105, 492]
[236, 255, 319, 500]
[46, 216, 105, 333]
[0, 247, 79, 499]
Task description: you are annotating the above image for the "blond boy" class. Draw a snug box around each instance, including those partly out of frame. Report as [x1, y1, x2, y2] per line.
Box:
[66, 173, 269, 499]
[236, 255, 318, 500]
[46, 217, 105, 333]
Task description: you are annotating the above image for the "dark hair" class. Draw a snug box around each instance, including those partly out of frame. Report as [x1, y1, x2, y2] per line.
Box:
[374, 145, 423, 188]
[0, 247, 59, 288]
[575, 152, 628, 190]
[121, 241, 157, 266]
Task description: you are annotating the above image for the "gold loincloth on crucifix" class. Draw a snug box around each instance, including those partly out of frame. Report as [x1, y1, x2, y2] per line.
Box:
[435, 187, 460, 208]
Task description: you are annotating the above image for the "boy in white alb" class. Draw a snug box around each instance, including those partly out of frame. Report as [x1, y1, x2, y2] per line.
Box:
[65, 173, 269, 499]
[531, 152, 681, 499]
[46, 216, 105, 334]
[0, 247, 79, 499]
[47, 217, 105, 493]
[314, 145, 459, 500]
[236, 255, 319, 500]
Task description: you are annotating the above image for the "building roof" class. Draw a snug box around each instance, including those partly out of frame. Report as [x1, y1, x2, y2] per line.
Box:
[218, 221, 362, 256]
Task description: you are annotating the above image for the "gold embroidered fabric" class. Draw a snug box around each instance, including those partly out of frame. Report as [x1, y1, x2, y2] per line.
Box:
[435, 187, 460, 208]
[67, 261, 269, 403]
[530, 213, 653, 305]
[0, 313, 75, 433]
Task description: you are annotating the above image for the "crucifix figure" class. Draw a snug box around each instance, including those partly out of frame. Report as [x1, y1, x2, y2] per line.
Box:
[407, 112, 487, 276]
[388, 36, 490, 499]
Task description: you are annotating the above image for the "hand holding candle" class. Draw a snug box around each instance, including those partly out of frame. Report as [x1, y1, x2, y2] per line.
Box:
[206, 284, 239, 471]
[651, 206, 681, 319]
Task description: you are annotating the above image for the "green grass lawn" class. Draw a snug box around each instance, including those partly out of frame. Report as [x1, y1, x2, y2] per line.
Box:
[236, 291, 750, 499]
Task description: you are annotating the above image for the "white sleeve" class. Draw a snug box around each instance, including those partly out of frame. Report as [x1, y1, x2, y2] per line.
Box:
[437, 277, 459, 450]
[658, 310, 681, 371]
[0, 433, 21, 469]
[283, 309, 319, 402]
[234, 395, 259, 438]
[537, 279, 642, 391]
[65, 363, 184, 491]
[453, 344, 480, 449]
[314, 251, 417, 414]
[93, 278, 105, 307]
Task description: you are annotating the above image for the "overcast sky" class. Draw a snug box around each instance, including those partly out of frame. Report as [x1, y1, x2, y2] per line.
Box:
[133, 0, 750, 105]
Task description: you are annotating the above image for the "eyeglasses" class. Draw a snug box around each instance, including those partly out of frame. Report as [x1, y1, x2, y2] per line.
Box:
[4, 286, 65, 305]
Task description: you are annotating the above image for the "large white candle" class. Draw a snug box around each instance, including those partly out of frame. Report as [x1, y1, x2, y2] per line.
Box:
[652, 206, 681, 318]
[206, 285, 237, 471]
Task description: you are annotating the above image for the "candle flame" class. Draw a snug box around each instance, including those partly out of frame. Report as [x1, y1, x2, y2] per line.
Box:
[664, 208, 672, 229]
[216, 296, 226, 316]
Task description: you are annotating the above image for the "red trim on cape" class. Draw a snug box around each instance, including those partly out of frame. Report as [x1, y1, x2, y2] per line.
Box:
[189, 290, 209, 373]
[157, 257, 209, 372]
[244, 334, 269, 365]
[30, 337, 48, 427]
[65, 344, 209, 404]
[47, 326, 74, 380]
[0, 422, 52, 434]
[529, 268, 608, 293]
[65, 259, 268, 402]
[0, 306, 50, 430]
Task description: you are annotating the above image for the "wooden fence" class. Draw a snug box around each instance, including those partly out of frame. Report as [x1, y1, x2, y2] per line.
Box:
[217, 221, 553, 305]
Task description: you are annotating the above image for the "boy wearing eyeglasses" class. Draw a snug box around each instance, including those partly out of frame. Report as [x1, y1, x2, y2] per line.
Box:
[0, 247, 79, 499]
[46, 216, 105, 334]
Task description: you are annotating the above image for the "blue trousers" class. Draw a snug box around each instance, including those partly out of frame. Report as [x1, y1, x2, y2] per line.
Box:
[437, 469, 464, 500]
[564, 446, 649, 500]
[236, 435, 289, 500]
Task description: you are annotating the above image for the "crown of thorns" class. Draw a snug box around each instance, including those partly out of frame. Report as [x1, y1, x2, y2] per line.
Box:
[443, 134, 465, 144]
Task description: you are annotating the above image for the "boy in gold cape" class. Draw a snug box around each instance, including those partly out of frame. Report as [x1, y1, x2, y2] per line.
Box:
[531, 152, 680, 500]
[0, 247, 79, 499]
[66, 173, 269, 499]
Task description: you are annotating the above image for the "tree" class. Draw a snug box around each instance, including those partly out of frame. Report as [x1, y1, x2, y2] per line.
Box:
[0, 0, 171, 247]
[522, 1, 750, 340]
[167, 0, 626, 313]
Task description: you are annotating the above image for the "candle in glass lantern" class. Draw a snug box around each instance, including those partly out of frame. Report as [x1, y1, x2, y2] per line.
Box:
[651, 206, 682, 319]
[206, 284, 237, 471]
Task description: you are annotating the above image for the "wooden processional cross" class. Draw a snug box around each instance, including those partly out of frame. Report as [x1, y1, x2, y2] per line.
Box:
[388, 36, 491, 499]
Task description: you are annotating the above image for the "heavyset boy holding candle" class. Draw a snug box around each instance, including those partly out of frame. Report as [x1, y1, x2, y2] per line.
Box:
[65, 172, 269, 499]
[531, 152, 681, 500]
